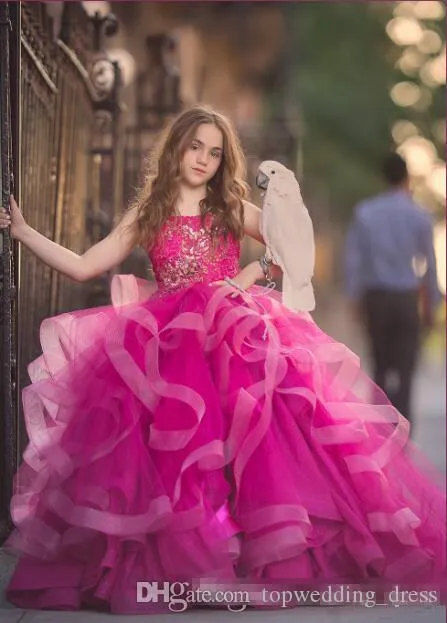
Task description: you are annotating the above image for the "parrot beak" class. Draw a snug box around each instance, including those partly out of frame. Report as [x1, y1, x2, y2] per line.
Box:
[256, 171, 269, 192]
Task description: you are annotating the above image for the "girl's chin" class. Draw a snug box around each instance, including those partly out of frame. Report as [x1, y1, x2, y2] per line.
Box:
[181, 177, 208, 189]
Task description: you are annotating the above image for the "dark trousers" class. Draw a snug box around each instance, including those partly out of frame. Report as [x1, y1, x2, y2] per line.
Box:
[363, 289, 420, 423]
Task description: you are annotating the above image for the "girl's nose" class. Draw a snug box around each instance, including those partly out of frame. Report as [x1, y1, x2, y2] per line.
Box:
[196, 149, 208, 166]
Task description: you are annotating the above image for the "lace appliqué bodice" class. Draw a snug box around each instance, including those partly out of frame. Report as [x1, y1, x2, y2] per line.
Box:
[148, 215, 240, 292]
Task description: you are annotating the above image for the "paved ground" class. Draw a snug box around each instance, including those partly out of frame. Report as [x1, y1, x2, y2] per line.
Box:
[0, 298, 445, 622]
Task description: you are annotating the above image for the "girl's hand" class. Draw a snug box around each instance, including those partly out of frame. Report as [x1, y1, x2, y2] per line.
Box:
[0, 195, 27, 240]
[212, 260, 264, 292]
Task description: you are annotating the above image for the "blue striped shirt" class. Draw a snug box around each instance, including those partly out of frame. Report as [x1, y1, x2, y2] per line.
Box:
[344, 189, 442, 308]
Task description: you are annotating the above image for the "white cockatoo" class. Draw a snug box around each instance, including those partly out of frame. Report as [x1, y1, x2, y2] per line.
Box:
[256, 160, 316, 312]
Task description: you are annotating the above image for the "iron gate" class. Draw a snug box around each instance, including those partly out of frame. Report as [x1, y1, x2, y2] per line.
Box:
[0, 1, 123, 541]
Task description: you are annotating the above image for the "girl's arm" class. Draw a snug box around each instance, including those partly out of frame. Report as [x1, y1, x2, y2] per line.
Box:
[242, 200, 282, 280]
[242, 200, 265, 244]
[1, 196, 138, 282]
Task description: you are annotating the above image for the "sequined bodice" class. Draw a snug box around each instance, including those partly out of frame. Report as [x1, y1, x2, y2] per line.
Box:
[148, 215, 240, 292]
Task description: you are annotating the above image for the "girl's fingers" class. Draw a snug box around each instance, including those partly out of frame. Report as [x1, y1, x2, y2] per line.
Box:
[0, 207, 11, 226]
[210, 280, 246, 301]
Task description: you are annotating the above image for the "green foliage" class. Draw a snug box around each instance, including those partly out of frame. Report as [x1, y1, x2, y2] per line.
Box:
[275, 2, 444, 222]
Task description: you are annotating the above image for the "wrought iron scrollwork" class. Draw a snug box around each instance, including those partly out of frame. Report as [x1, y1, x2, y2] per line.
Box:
[89, 11, 119, 101]
[0, 1, 125, 539]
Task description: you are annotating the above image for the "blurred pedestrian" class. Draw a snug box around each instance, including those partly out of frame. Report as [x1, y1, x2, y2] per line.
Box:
[344, 152, 442, 424]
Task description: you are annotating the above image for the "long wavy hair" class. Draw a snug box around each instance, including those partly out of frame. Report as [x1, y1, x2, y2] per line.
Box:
[132, 105, 249, 249]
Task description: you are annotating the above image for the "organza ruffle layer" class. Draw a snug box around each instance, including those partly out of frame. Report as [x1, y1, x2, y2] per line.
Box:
[5, 280, 445, 613]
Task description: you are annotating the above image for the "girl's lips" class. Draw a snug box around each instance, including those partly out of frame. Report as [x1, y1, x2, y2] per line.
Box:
[192, 168, 206, 175]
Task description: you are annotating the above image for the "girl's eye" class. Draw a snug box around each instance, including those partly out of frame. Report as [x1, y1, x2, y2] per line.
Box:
[211, 151, 220, 159]
[191, 143, 199, 150]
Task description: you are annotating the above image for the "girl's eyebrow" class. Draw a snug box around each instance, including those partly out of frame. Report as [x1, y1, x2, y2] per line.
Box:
[192, 138, 222, 152]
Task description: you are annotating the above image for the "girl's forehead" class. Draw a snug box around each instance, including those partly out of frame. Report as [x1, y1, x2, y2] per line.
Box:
[193, 123, 223, 148]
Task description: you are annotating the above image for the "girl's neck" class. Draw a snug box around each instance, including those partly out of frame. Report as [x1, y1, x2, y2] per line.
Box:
[175, 184, 207, 216]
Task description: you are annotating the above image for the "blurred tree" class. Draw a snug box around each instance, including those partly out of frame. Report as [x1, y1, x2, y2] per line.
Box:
[275, 1, 445, 222]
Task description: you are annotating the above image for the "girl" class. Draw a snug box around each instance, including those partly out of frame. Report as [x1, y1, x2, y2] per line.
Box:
[1, 105, 445, 614]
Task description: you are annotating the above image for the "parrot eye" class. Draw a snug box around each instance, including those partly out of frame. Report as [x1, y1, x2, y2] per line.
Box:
[271, 170, 275, 174]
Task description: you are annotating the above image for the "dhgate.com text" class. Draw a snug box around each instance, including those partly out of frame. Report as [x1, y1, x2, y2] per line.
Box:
[136, 581, 440, 613]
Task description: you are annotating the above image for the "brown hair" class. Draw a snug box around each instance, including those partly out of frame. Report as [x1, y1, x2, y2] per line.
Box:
[132, 105, 249, 249]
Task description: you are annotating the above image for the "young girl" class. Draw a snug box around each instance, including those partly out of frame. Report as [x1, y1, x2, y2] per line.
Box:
[1, 105, 445, 614]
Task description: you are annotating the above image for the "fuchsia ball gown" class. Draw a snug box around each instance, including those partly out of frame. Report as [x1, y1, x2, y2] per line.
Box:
[5, 214, 446, 613]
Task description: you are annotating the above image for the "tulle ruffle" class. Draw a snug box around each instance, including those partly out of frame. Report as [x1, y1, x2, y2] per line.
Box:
[5, 276, 445, 613]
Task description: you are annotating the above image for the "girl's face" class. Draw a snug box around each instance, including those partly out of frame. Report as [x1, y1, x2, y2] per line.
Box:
[180, 123, 223, 189]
